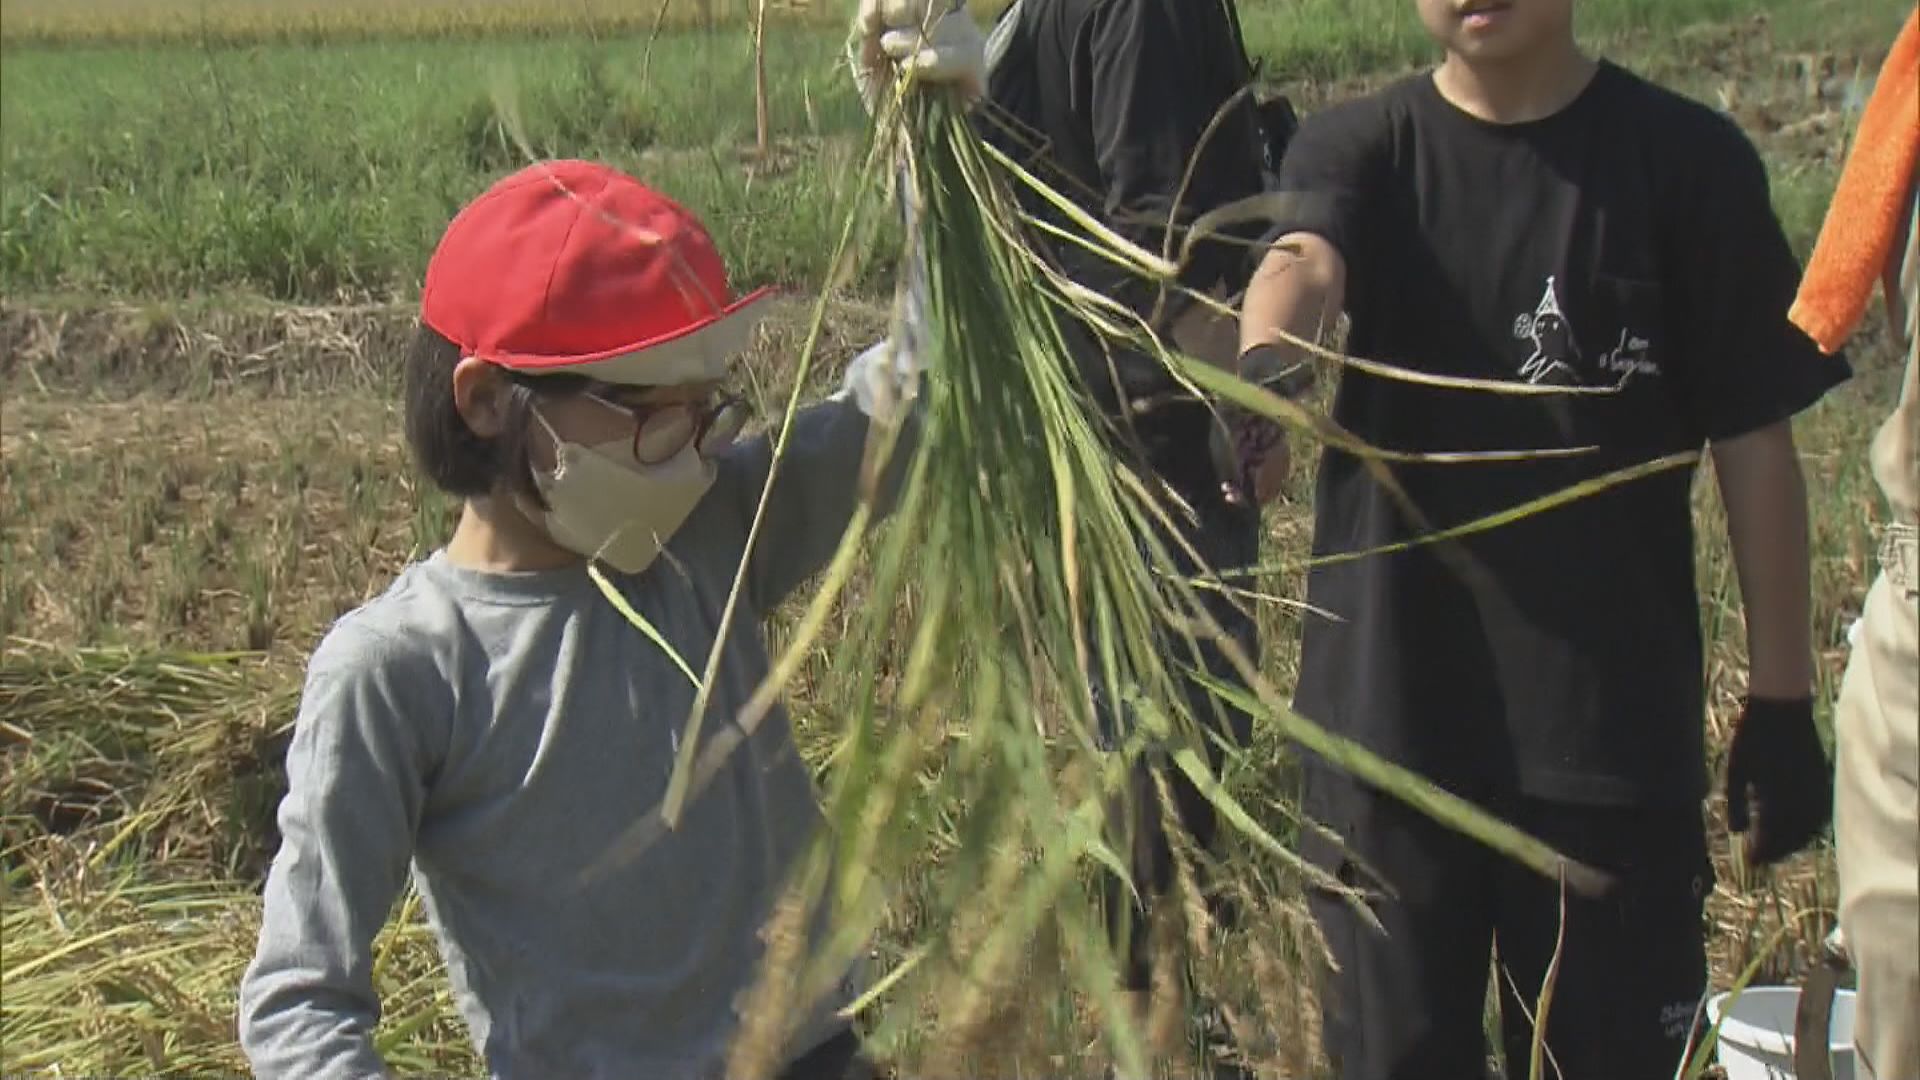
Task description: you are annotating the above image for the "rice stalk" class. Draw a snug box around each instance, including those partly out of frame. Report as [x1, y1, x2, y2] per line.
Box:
[1529, 879, 1569, 1080]
[1207, 448, 1701, 576]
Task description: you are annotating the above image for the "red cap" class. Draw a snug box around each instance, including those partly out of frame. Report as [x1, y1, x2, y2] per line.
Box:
[420, 160, 771, 386]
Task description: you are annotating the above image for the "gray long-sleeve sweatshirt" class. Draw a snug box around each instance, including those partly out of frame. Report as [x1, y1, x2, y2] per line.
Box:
[238, 388, 912, 1080]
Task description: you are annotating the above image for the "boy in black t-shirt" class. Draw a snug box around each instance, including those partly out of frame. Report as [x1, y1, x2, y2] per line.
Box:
[1234, 1, 1849, 1076]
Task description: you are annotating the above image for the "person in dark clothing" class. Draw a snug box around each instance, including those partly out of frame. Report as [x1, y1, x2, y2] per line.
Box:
[978, 0, 1304, 1069]
[1236, 1, 1849, 1077]
[983, 0, 1297, 500]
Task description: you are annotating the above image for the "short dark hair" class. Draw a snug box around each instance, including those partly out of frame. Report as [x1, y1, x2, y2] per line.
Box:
[401, 324, 588, 507]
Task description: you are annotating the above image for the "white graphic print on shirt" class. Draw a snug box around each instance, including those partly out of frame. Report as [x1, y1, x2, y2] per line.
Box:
[1512, 275, 1584, 386]
[1510, 275, 1662, 388]
[1596, 325, 1661, 384]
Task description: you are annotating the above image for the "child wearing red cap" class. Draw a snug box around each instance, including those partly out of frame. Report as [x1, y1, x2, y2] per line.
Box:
[237, 155, 915, 1080]
[237, 12, 984, 1072]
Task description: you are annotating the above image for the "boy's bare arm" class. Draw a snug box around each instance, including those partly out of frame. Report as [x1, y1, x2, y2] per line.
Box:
[1711, 419, 1817, 699]
[1239, 231, 1347, 373]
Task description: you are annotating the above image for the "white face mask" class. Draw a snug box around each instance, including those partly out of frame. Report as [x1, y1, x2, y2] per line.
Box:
[521, 408, 718, 574]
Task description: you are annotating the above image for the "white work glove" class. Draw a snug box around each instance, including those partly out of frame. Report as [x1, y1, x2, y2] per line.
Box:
[840, 335, 923, 425]
[847, 1, 987, 112]
[841, 228, 932, 425]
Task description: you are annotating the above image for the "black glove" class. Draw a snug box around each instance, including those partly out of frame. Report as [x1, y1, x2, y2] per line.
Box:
[1208, 404, 1285, 506]
[1723, 696, 1833, 866]
[1206, 343, 1313, 504]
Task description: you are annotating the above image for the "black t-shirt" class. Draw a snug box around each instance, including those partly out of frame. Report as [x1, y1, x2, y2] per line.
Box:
[1269, 62, 1850, 804]
[981, 0, 1273, 496]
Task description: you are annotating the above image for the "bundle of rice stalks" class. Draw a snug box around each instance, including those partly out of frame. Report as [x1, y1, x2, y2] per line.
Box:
[824, 84, 1628, 1069]
[0, 641, 295, 881]
[1, 869, 471, 1077]
[585, 39, 1628, 1077]
[0, 642, 468, 1075]
[2, 875, 265, 1077]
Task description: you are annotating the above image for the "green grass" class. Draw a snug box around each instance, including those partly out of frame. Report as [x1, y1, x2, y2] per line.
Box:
[3, 0, 1910, 302]
[0, 31, 881, 299]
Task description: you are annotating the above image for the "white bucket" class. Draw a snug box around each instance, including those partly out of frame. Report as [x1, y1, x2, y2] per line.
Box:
[1706, 986, 1858, 1080]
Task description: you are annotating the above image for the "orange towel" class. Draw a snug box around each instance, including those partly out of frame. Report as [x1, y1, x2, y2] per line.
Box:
[1789, 10, 1920, 356]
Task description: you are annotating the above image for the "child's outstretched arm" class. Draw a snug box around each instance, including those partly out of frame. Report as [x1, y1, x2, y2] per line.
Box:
[707, 325, 927, 612]
[1233, 98, 1384, 505]
[1240, 231, 1346, 374]
[239, 626, 443, 1078]
[712, 8, 979, 610]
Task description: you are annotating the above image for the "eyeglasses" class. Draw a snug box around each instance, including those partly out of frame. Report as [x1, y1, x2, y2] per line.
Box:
[586, 390, 751, 466]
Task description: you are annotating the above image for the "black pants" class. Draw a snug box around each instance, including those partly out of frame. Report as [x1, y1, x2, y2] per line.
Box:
[1096, 485, 1262, 993]
[1300, 766, 1715, 1080]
